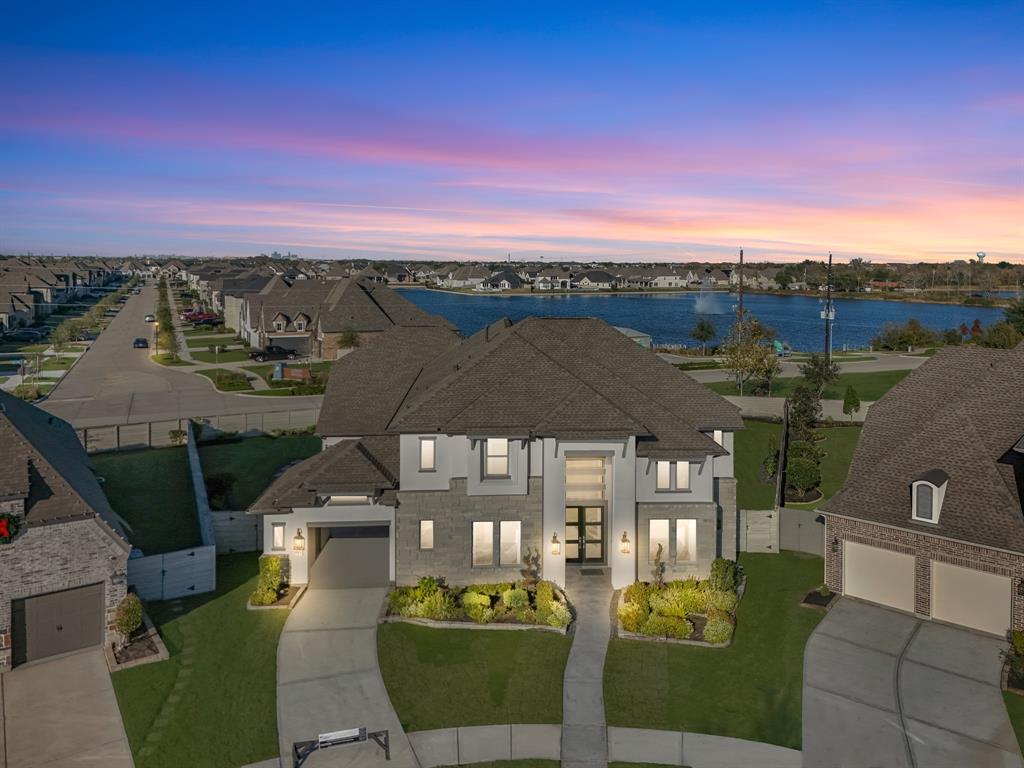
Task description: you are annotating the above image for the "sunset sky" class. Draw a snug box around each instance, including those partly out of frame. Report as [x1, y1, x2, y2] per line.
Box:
[2, 2, 1021, 263]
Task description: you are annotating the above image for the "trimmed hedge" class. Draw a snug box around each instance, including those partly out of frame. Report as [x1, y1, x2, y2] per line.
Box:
[387, 576, 570, 628]
[249, 555, 283, 606]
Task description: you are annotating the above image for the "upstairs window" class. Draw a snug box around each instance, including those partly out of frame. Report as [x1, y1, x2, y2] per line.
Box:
[655, 460, 690, 491]
[274, 320, 285, 332]
[712, 430, 724, 446]
[295, 320, 305, 331]
[419, 437, 436, 472]
[914, 483, 935, 522]
[484, 438, 509, 478]
[911, 472, 947, 524]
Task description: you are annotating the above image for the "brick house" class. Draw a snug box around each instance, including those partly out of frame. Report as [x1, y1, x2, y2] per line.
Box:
[250, 317, 743, 591]
[820, 343, 1024, 636]
[0, 392, 130, 671]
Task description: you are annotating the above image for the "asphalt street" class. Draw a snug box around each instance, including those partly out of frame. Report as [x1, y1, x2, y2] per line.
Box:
[41, 284, 322, 428]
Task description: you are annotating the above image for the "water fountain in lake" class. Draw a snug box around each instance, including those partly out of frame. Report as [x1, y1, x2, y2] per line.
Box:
[694, 276, 720, 314]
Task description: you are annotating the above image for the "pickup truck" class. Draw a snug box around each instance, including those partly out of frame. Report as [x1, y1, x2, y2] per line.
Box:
[248, 345, 298, 362]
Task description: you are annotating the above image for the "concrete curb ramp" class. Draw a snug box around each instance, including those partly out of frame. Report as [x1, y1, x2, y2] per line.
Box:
[406, 724, 801, 768]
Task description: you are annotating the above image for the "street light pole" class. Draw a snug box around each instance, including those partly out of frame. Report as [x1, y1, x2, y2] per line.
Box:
[155, 320, 160, 358]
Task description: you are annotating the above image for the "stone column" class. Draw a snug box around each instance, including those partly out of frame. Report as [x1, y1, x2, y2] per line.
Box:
[718, 477, 738, 562]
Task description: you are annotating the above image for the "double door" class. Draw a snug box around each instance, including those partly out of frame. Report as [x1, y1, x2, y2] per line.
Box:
[565, 506, 604, 564]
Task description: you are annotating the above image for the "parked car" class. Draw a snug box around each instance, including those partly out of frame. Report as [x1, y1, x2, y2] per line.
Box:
[191, 317, 221, 327]
[144, 314, 155, 322]
[248, 345, 298, 362]
[7, 330, 43, 342]
[131, 288, 141, 295]
[74, 330, 98, 341]
[133, 338, 149, 349]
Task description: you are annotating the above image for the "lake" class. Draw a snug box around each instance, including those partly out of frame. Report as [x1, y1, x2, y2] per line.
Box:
[398, 288, 1009, 351]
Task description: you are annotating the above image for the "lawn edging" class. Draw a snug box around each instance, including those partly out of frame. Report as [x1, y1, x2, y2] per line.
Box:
[104, 607, 170, 672]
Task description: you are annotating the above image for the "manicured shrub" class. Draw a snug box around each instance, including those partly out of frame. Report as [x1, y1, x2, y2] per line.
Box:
[618, 602, 647, 633]
[641, 614, 694, 640]
[649, 585, 707, 618]
[461, 592, 494, 624]
[707, 558, 739, 593]
[413, 590, 460, 621]
[512, 607, 536, 624]
[787, 457, 821, 494]
[787, 440, 820, 463]
[622, 581, 651, 614]
[502, 588, 529, 610]
[703, 617, 734, 645]
[412, 576, 442, 601]
[465, 582, 513, 597]
[706, 589, 738, 613]
[115, 594, 143, 638]
[250, 555, 283, 605]
[388, 588, 417, 615]
[249, 587, 278, 606]
[544, 601, 571, 629]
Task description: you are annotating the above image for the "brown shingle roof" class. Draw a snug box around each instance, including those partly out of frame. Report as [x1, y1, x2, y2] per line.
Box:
[821, 343, 1024, 552]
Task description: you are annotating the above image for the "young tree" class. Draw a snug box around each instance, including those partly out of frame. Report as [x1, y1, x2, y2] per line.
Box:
[843, 385, 861, 421]
[722, 312, 774, 395]
[799, 353, 840, 396]
[690, 317, 715, 355]
[339, 330, 362, 349]
[788, 384, 822, 441]
[970, 318, 983, 340]
[755, 349, 782, 396]
[1006, 299, 1024, 334]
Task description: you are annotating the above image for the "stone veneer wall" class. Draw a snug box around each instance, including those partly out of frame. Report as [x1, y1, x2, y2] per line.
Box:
[0, 515, 128, 671]
[396, 478, 543, 585]
[636, 502, 719, 580]
[824, 513, 1024, 631]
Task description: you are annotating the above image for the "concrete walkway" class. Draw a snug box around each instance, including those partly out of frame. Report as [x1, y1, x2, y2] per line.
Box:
[405, 723, 801, 767]
[1, 649, 134, 768]
[803, 598, 1022, 768]
[276, 588, 417, 767]
[561, 567, 615, 768]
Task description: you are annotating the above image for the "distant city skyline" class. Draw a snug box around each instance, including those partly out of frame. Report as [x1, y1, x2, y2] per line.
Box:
[2, 3, 1021, 264]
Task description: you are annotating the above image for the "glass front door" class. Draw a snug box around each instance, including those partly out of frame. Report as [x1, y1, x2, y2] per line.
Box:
[565, 506, 604, 563]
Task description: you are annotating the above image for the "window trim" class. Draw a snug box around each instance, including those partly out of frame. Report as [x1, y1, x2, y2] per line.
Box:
[654, 460, 691, 492]
[499, 520, 521, 566]
[419, 519, 434, 550]
[911, 480, 943, 524]
[483, 438, 510, 479]
[472, 521, 494, 567]
[271, 522, 286, 552]
[418, 437, 437, 472]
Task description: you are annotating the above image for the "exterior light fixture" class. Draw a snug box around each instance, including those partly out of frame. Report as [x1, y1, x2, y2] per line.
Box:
[830, 537, 839, 553]
[293, 528, 306, 553]
[620, 531, 631, 555]
[550, 532, 561, 556]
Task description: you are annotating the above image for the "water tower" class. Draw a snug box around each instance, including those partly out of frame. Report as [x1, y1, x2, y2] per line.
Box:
[977, 252, 986, 264]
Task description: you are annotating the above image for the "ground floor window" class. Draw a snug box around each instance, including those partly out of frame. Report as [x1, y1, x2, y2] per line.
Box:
[499, 520, 521, 565]
[649, 518, 698, 563]
[472, 521, 494, 566]
[420, 520, 434, 550]
[649, 519, 670, 562]
[676, 519, 697, 562]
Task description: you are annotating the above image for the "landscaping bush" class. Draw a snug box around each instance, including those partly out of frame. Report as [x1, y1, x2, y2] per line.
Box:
[641, 613, 694, 640]
[786, 440, 819, 463]
[115, 594, 143, 639]
[702, 617, 735, 645]
[461, 592, 494, 624]
[250, 555, 283, 606]
[623, 581, 651, 614]
[787, 457, 821, 494]
[465, 582, 513, 597]
[412, 590, 460, 621]
[544, 601, 571, 629]
[707, 558, 739, 592]
[502, 587, 529, 610]
[706, 589, 739, 613]
[618, 602, 647, 633]
[649, 585, 708, 618]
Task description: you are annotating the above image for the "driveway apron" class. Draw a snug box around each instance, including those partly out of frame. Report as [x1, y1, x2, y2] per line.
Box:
[803, 598, 1022, 768]
[276, 587, 417, 767]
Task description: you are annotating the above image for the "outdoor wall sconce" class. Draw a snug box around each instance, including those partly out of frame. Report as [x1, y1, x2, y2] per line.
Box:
[551, 532, 561, 556]
[293, 528, 306, 553]
[620, 531, 631, 555]
[830, 537, 839, 553]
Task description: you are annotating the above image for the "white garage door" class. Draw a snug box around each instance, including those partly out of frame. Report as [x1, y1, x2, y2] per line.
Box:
[843, 541, 916, 613]
[932, 561, 1011, 636]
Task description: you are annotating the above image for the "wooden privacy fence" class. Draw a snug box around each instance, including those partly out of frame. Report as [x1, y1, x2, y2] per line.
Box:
[127, 545, 216, 601]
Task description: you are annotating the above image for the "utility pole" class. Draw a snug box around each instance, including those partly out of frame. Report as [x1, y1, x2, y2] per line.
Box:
[737, 248, 744, 321]
[821, 252, 836, 363]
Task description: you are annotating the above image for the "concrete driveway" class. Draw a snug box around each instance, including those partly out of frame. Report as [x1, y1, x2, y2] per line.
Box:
[803, 598, 1022, 768]
[276, 588, 416, 767]
[1, 649, 133, 768]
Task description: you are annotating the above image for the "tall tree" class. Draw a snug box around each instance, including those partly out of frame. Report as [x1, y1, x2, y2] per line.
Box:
[843, 385, 861, 421]
[690, 317, 715, 355]
[799, 353, 840, 396]
[722, 312, 775, 396]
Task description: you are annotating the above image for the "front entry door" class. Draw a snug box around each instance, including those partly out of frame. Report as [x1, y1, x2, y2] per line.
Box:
[565, 506, 604, 564]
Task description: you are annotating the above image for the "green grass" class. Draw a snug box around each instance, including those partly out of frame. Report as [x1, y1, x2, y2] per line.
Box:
[243, 361, 333, 382]
[190, 348, 252, 364]
[195, 368, 253, 392]
[150, 354, 194, 366]
[378, 622, 571, 731]
[244, 388, 305, 396]
[39, 356, 75, 371]
[196, 435, 320, 510]
[1004, 693, 1024, 754]
[673, 360, 723, 371]
[185, 335, 239, 349]
[707, 369, 911, 401]
[183, 326, 229, 337]
[604, 552, 825, 749]
[908, 347, 940, 356]
[437, 763, 559, 768]
[735, 419, 782, 509]
[789, 426, 862, 509]
[0, 342, 50, 354]
[111, 554, 287, 768]
[92, 447, 201, 554]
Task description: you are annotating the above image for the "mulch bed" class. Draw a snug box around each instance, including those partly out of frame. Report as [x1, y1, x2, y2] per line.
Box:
[785, 487, 824, 504]
[801, 589, 837, 610]
[270, 585, 301, 607]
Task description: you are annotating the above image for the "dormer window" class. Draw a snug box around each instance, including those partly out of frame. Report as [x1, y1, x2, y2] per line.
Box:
[911, 469, 949, 524]
[274, 320, 285, 332]
[295, 320, 305, 331]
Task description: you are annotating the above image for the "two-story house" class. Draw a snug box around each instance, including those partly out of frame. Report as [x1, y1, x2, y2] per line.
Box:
[250, 317, 743, 591]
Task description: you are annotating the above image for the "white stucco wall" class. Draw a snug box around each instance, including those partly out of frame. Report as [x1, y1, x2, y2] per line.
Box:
[261, 501, 396, 584]
[711, 431, 735, 477]
[635, 455, 715, 503]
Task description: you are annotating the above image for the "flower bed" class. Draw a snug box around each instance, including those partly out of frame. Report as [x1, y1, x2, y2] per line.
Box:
[1003, 631, 1024, 695]
[384, 576, 573, 632]
[617, 558, 742, 646]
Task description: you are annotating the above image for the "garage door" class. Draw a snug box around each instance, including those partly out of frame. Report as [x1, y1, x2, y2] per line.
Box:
[843, 541, 916, 613]
[932, 561, 1011, 636]
[11, 583, 105, 667]
[308, 526, 390, 589]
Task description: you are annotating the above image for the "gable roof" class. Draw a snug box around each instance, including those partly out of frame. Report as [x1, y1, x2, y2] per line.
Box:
[821, 343, 1024, 552]
[0, 392, 128, 546]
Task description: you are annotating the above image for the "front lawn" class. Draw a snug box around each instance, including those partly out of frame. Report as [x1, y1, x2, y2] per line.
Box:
[40, 356, 76, 371]
[378, 622, 571, 731]
[734, 419, 781, 509]
[792, 425, 861, 509]
[707, 369, 910, 401]
[190, 348, 252, 364]
[1004, 693, 1024, 754]
[92, 447, 201, 554]
[195, 368, 254, 392]
[111, 554, 287, 768]
[197, 435, 320, 510]
[604, 551, 824, 749]
[151, 354, 194, 366]
[185, 335, 240, 349]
